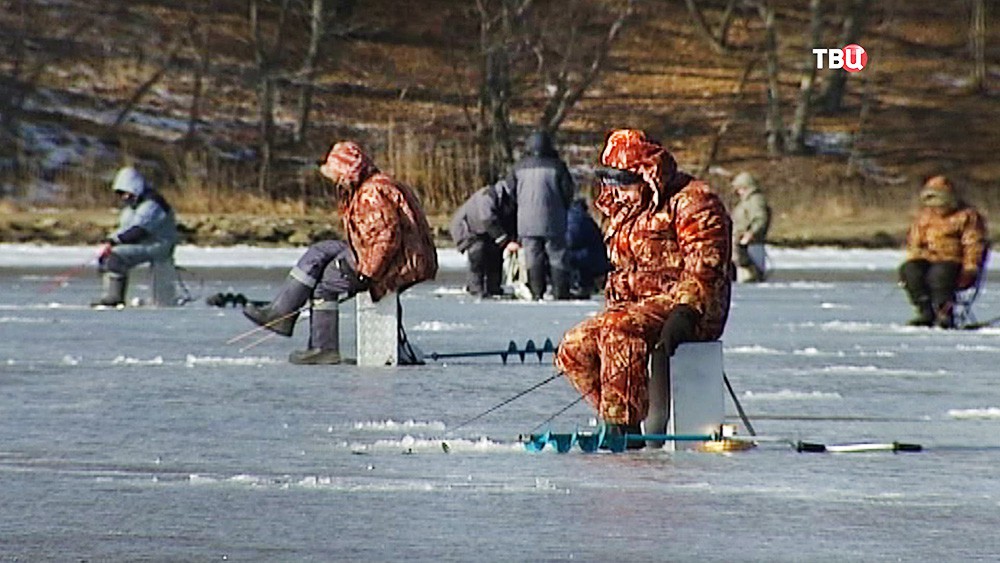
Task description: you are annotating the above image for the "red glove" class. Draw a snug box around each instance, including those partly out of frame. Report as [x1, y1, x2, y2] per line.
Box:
[957, 268, 978, 290]
[97, 242, 113, 260]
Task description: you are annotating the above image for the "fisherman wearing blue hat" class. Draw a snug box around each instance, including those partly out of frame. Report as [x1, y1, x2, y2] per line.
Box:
[91, 166, 179, 307]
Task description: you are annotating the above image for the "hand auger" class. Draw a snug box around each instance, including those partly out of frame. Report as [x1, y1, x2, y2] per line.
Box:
[428, 338, 556, 364]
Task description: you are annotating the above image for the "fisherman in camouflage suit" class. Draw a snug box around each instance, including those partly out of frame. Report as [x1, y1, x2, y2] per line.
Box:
[899, 175, 988, 329]
[244, 141, 438, 364]
[555, 129, 732, 440]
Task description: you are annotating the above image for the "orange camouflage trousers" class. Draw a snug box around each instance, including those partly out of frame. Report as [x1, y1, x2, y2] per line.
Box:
[555, 296, 675, 425]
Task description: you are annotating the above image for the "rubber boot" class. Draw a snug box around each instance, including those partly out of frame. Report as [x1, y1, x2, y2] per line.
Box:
[289, 298, 341, 364]
[91, 272, 127, 307]
[243, 276, 312, 337]
[907, 297, 934, 327]
[551, 268, 571, 300]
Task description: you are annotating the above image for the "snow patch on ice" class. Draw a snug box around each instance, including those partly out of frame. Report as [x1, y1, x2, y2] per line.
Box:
[742, 389, 842, 400]
[948, 408, 1000, 420]
[410, 321, 475, 332]
[184, 355, 281, 367]
[352, 419, 448, 432]
[726, 345, 785, 355]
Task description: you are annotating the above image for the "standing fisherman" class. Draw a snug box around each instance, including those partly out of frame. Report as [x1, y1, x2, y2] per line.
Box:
[91, 166, 178, 307]
[505, 130, 576, 300]
[243, 141, 438, 364]
[730, 172, 771, 283]
[555, 129, 732, 443]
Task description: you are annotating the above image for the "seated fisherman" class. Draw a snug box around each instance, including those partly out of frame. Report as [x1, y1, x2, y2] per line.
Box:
[555, 129, 733, 444]
[244, 141, 439, 364]
[899, 175, 988, 328]
[92, 166, 179, 307]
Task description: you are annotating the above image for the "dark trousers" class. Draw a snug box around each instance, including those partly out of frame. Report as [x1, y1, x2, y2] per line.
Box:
[899, 259, 960, 313]
[465, 236, 503, 296]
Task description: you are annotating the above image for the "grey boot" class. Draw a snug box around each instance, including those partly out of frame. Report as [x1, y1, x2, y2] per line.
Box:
[289, 298, 342, 365]
[91, 273, 127, 307]
[243, 275, 312, 337]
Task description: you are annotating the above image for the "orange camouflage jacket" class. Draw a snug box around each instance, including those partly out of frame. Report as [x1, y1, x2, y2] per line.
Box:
[905, 205, 988, 273]
[342, 172, 438, 301]
[596, 172, 732, 340]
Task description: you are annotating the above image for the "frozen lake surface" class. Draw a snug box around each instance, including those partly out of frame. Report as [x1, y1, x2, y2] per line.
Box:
[3, 245, 1000, 561]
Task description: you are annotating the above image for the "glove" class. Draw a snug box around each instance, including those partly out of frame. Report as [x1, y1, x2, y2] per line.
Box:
[97, 242, 113, 260]
[658, 305, 699, 357]
[957, 268, 978, 290]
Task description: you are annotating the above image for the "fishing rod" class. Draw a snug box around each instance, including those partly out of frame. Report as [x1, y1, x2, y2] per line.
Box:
[428, 338, 556, 364]
[38, 251, 102, 294]
[441, 372, 562, 453]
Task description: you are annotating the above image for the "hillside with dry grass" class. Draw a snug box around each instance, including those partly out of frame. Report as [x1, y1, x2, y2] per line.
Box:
[1, 0, 998, 246]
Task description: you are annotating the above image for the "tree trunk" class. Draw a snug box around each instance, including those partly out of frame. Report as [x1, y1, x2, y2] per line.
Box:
[294, 0, 324, 144]
[970, 0, 986, 94]
[821, 0, 869, 113]
[758, 1, 784, 156]
[787, 0, 823, 153]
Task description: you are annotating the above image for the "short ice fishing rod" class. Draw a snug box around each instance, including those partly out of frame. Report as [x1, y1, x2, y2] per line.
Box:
[428, 338, 556, 364]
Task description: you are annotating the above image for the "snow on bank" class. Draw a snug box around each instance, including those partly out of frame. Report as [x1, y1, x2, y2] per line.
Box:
[0, 243, 949, 272]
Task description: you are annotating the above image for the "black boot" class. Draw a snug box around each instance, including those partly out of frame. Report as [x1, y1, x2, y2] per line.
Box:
[91, 273, 127, 307]
[289, 298, 342, 364]
[243, 275, 312, 337]
[907, 298, 934, 327]
[551, 268, 571, 300]
[527, 266, 547, 301]
[600, 421, 645, 451]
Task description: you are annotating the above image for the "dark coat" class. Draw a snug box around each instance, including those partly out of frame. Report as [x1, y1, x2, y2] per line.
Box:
[565, 199, 611, 276]
[505, 133, 575, 238]
[450, 180, 518, 252]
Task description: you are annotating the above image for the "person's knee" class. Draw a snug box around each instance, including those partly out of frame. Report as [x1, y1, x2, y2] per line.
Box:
[660, 305, 699, 356]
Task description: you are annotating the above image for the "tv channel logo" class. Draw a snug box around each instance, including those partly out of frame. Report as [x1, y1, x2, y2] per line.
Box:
[812, 44, 867, 72]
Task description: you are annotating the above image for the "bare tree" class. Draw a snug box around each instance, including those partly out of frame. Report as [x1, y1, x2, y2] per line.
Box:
[182, 4, 214, 150]
[820, 0, 869, 113]
[786, 0, 824, 153]
[249, 0, 293, 194]
[534, 0, 633, 133]
[470, 0, 632, 178]
[684, 0, 739, 55]
[754, 0, 784, 156]
[970, 0, 987, 94]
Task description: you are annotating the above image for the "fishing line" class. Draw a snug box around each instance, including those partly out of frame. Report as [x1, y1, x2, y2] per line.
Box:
[441, 373, 562, 452]
[225, 306, 309, 344]
[723, 372, 756, 437]
[530, 395, 585, 433]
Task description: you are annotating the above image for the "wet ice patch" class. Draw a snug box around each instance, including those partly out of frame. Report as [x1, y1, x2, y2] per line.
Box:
[410, 321, 474, 332]
[948, 408, 1000, 420]
[742, 389, 842, 401]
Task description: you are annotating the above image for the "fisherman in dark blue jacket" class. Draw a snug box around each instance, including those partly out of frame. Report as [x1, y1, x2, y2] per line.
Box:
[91, 166, 178, 307]
[504, 130, 575, 300]
[565, 198, 611, 299]
[450, 179, 518, 297]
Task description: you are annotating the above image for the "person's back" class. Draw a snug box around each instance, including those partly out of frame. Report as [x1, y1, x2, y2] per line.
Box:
[450, 180, 517, 296]
[565, 198, 610, 297]
[505, 130, 575, 299]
